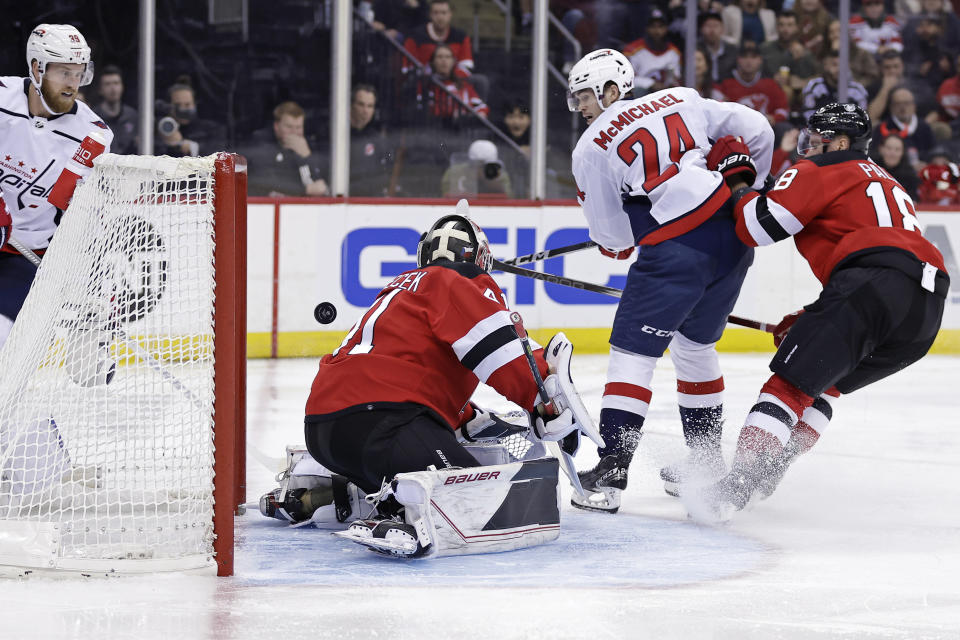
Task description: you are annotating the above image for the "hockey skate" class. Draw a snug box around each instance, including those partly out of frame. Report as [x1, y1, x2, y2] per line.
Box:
[569, 453, 631, 514]
[755, 446, 801, 500]
[259, 485, 334, 524]
[684, 467, 764, 524]
[258, 445, 362, 526]
[335, 514, 431, 558]
[660, 447, 726, 498]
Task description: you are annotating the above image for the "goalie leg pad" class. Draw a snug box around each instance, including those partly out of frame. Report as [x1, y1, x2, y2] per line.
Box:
[259, 446, 364, 527]
[336, 458, 561, 558]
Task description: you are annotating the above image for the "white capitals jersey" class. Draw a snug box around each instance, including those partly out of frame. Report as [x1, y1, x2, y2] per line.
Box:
[571, 86, 773, 250]
[0, 77, 114, 251]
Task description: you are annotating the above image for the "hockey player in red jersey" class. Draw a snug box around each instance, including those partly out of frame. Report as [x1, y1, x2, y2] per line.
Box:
[283, 204, 603, 556]
[692, 103, 949, 519]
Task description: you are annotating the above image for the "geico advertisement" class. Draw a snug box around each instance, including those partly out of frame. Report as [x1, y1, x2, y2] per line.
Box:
[256, 203, 960, 334]
[279, 203, 630, 332]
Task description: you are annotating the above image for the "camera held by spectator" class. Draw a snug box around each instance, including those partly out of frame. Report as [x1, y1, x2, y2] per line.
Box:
[157, 116, 179, 137]
[153, 79, 225, 158]
[441, 140, 512, 198]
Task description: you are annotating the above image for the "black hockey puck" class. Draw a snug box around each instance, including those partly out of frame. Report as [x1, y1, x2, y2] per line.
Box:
[314, 302, 337, 324]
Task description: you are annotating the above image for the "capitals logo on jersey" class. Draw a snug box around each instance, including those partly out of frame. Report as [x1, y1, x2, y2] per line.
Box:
[0, 76, 114, 250]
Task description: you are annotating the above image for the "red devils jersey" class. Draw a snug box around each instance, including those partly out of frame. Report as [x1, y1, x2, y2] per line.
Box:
[734, 150, 946, 285]
[305, 261, 548, 429]
[717, 73, 789, 123]
[402, 25, 474, 78]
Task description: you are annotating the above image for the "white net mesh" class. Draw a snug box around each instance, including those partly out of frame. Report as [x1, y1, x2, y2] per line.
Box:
[0, 154, 221, 575]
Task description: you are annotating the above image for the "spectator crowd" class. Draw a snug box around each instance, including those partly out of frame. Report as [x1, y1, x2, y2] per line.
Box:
[78, 0, 960, 205]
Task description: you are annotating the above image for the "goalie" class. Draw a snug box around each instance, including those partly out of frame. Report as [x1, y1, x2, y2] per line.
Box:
[260, 202, 602, 558]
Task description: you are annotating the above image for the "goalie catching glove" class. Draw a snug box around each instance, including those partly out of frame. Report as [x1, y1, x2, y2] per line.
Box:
[460, 403, 529, 442]
[706, 135, 756, 187]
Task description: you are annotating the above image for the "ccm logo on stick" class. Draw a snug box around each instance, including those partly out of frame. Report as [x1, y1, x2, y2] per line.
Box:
[444, 471, 501, 485]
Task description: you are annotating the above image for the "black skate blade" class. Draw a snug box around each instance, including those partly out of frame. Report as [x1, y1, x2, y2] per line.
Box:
[570, 498, 619, 514]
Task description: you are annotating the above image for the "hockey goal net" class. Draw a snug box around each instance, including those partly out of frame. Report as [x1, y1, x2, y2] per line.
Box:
[0, 153, 246, 577]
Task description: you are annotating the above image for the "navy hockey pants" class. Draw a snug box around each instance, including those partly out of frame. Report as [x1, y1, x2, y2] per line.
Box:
[611, 215, 753, 357]
[0, 252, 38, 321]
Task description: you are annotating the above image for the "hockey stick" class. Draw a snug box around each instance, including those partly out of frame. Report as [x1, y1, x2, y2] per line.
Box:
[501, 240, 598, 266]
[495, 258, 777, 334]
[9, 236, 209, 411]
[491, 259, 624, 297]
[507, 311, 588, 499]
[726, 315, 775, 333]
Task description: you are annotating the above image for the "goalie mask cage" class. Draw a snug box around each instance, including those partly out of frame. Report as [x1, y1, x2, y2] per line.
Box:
[0, 153, 246, 577]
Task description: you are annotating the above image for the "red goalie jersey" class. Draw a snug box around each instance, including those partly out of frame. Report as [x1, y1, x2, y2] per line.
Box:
[306, 261, 547, 429]
[733, 150, 946, 285]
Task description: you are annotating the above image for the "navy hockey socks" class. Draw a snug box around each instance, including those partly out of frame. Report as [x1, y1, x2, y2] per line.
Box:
[597, 408, 644, 459]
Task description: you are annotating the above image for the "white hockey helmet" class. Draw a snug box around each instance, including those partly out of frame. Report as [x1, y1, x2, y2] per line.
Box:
[417, 200, 493, 272]
[567, 48, 634, 112]
[26, 24, 93, 90]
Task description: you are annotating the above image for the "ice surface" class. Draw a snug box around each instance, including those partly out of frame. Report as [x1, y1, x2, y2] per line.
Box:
[0, 354, 958, 640]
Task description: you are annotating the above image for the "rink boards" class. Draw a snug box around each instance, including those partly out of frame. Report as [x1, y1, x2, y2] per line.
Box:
[244, 200, 960, 357]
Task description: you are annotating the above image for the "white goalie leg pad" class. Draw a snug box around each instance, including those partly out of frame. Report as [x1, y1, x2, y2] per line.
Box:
[543, 333, 604, 449]
[337, 458, 561, 558]
[397, 457, 560, 558]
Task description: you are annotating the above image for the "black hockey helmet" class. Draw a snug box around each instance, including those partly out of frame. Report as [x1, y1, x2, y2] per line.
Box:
[416, 200, 493, 272]
[798, 102, 872, 155]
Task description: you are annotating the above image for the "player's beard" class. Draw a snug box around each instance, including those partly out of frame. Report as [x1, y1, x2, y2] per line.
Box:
[39, 79, 76, 114]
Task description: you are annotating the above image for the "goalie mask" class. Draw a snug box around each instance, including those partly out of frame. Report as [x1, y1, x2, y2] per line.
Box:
[417, 213, 493, 272]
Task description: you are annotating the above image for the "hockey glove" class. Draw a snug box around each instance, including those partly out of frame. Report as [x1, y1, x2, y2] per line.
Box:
[773, 310, 804, 348]
[0, 196, 10, 251]
[598, 245, 635, 260]
[706, 135, 756, 187]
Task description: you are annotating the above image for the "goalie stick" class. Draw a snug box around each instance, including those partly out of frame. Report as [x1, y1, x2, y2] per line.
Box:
[501, 240, 598, 266]
[507, 311, 588, 499]
[8, 236, 209, 411]
[493, 258, 775, 334]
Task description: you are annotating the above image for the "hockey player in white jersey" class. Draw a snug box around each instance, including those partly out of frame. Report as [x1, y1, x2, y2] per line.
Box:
[0, 25, 113, 505]
[565, 49, 774, 513]
[0, 24, 114, 349]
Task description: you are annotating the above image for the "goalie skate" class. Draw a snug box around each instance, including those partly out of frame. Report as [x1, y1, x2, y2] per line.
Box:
[334, 516, 430, 558]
